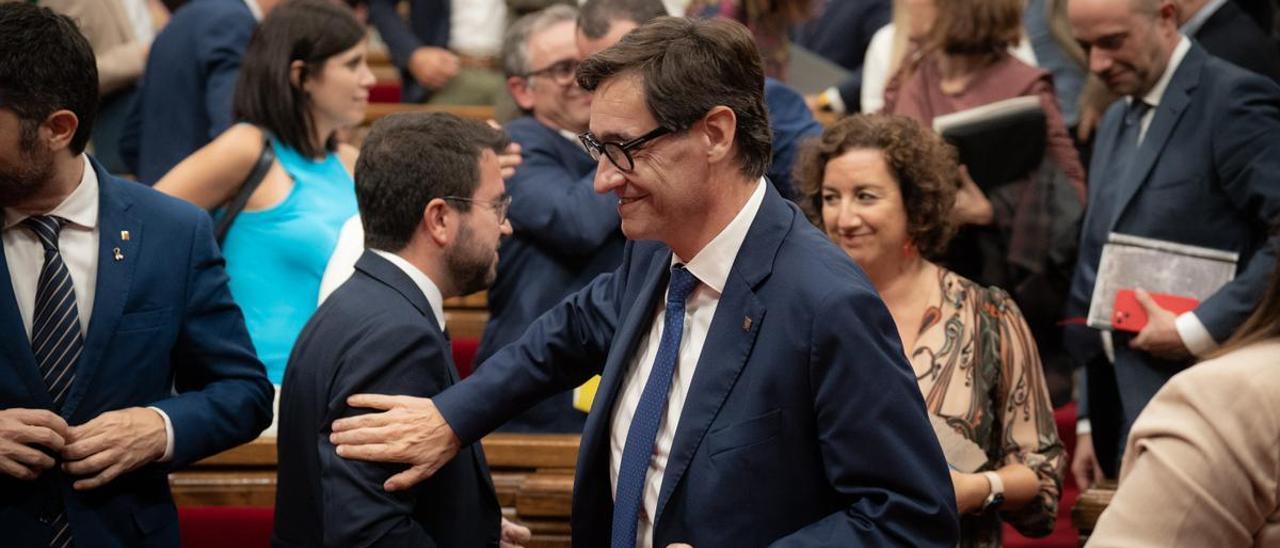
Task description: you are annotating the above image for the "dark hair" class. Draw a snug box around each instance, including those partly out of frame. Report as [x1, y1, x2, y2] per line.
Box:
[356, 113, 510, 252]
[577, 17, 772, 181]
[795, 114, 959, 258]
[0, 3, 98, 154]
[928, 0, 1023, 59]
[577, 0, 668, 39]
[233, 0, 365, 158]
[1213, 230, 1280, 357]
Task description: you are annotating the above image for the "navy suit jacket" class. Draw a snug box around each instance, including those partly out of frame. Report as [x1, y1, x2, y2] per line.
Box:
[274, 251, 500, 547]
[1194, 0, 1280, 84]
[764, 78, 824, 199]
[368, 0, 450, 104]
[792, 0, 892, 112]
[1066, 44, 1280, 472]
[477, 116, 624, 432]
[120, 0, 256, 183]
[0, 158, 273, 547]
[437, 185, 958, 546]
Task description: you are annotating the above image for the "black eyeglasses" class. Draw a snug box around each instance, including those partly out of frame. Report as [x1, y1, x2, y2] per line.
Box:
[524, 59, 579, 86]
[578, 127, 673, 173]
[443, 195, 512, 224]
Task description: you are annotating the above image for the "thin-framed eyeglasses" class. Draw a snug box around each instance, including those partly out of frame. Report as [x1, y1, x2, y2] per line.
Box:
[443, 194, 512, 224]
[523, 58, 579, 86]
[578, 126, 673, 173]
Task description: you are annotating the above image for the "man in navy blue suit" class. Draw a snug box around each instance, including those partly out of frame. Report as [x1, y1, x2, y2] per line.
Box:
[332, 17, 957, 547]
[274, 113, 530, 547]
[479, 4, 625, 433]
[0, 5, 272, 546]
[121, 0, 281, 184]
[1065, 0, 1280, 490]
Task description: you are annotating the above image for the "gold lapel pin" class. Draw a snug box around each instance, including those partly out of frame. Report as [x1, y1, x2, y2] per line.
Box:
[120, 230, 130, 241]
[113, 247, 124, 261]
[742, 317, 753, 331]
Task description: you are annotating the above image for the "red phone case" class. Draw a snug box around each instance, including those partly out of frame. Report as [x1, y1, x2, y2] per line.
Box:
[1112, 289, 1201, 333]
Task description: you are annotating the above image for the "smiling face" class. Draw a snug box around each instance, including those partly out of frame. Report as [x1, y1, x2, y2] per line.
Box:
[821, 148, 912, 271]
[589, 74, 708, 247]
[303, 40, 375, 132]
[1069, 0, 1178, 97]
[522, 20, 592, 133]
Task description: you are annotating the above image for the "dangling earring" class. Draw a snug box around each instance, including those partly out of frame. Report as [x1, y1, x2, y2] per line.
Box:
[902, 241, 916, 259]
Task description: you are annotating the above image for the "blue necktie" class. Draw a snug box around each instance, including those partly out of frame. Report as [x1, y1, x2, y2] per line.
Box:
[611, 265, 698, 548]
[23, 215, 81, 548]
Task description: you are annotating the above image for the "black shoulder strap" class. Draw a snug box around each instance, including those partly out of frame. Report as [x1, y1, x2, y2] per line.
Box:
[214, 131, 276, 244]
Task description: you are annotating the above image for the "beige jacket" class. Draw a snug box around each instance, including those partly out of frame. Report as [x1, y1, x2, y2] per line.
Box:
[43, 0, 156, 95]
[1088, 341, 1280, 547]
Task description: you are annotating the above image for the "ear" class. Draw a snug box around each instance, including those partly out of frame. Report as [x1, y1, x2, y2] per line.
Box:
[700, 105, 737, 166]
[1158, 1, 1178, 24]
[421, 197, 454, 247]
[289, 59, 307, 91]
[507, 76, 536, 111]
[43, 110, 80, 154]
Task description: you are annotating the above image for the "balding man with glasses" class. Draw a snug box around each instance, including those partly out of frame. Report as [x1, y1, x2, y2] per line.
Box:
[331, 17, 958, 547]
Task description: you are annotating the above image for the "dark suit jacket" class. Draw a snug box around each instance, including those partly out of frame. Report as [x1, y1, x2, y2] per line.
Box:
[367, 0, 450, 104]
[273, 251, 500, 547]
[764, 78, 824, 199]
[792, 0, 892, 111]
[477, 116, 623, 432]
[0, 157, 273, 547]
[436, 185, 959, 546]
[120, 0, 256, 184]
[1066, 44, 1280, 473]
[1194, 0, 1280, 84]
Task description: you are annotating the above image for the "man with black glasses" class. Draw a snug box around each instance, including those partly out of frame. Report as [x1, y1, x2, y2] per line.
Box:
[330, 17, 958, 547]
[475, 4, 625, 433]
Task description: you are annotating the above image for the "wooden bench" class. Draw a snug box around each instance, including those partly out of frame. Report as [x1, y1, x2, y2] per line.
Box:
[1071, 482, 1116, 546]
[444, 291, 489, 341]
[170, 434, 577, 548]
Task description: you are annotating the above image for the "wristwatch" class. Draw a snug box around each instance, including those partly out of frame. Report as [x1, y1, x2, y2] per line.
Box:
[981, 471, 1005, 512]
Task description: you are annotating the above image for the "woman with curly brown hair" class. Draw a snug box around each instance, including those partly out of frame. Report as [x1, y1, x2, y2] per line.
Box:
[796, 114, 1065, 547]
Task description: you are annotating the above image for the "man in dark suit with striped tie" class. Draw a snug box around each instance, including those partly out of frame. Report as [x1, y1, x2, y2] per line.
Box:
[0, 5, 273, 546]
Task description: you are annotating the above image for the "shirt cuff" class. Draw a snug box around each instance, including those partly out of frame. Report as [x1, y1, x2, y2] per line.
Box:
[147, 406, 175, 462]
[1175, 311, 1218, 357]
[1076, 418, 1092, 435]
[822, 87, 847, 114]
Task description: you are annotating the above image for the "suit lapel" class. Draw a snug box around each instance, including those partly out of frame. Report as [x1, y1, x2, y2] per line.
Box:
[1108, 46, 1203, 231]
[654, 188, 790, 522]
[64, 165, 140, 418]
[0, 242, 51, 408]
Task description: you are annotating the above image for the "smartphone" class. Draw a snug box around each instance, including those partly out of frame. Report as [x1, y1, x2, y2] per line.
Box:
[1112, 289, 1200, 333]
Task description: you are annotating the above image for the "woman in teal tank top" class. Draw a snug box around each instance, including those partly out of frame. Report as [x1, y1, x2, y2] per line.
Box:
[155, 1, 374, 383]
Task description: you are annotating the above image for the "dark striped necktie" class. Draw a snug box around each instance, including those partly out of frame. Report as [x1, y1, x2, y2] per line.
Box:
[22, 215, 79, 548]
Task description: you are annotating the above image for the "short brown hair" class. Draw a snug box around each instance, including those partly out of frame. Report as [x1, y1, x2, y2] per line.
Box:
[576, 16, 771, 181]
[795, 114, 960, 258]
[928, 0, 1023, 57]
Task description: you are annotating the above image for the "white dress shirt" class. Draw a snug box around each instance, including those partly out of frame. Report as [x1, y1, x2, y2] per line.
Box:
[609, 179, 766, 548]
[448, 0, 506, 58]
[2, 155, 175, 458]
[369, 248, 447, 331]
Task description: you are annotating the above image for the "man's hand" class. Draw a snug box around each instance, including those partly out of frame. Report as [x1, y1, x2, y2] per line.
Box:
[330, 394, 462, 492]
[0, 408, 69, 480]
[62, 407, 167, 490]
[500, 517, 532, 548]
[486, 120, 523, 179]
[1071, 432, 1105, 490]
[408, 46, 460, 90]
[1128, 288, 1192, 361]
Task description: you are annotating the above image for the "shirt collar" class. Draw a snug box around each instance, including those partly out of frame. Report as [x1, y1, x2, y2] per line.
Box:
[369, 249, 447, 331]
[243, 0, 263, 21]
[1180, 0, 1228, 37]
[558, 128, 588, 152]
[1136, 35, 1191, 109]
[3, 155, 100, 231]
[673, 178, 767, 294]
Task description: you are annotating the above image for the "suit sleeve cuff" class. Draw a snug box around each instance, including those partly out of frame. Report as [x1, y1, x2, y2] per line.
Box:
[1076, 418, 1091, 435]
[822, 87, 847, 114]
[147, 406, 175, 462]
[1175, 311, 1218, 357]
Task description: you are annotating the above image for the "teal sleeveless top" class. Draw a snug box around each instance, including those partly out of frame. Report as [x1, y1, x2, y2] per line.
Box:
[219, 139, 357, 383]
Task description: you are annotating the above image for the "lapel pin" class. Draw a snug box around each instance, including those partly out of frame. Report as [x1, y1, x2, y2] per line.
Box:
[742, 317, 753, 331]
[113, 247, 124, 262]
[120, 230, 130, 241]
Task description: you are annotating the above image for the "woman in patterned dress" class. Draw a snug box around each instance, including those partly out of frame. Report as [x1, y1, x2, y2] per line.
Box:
[796, 114, 1065, 547]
